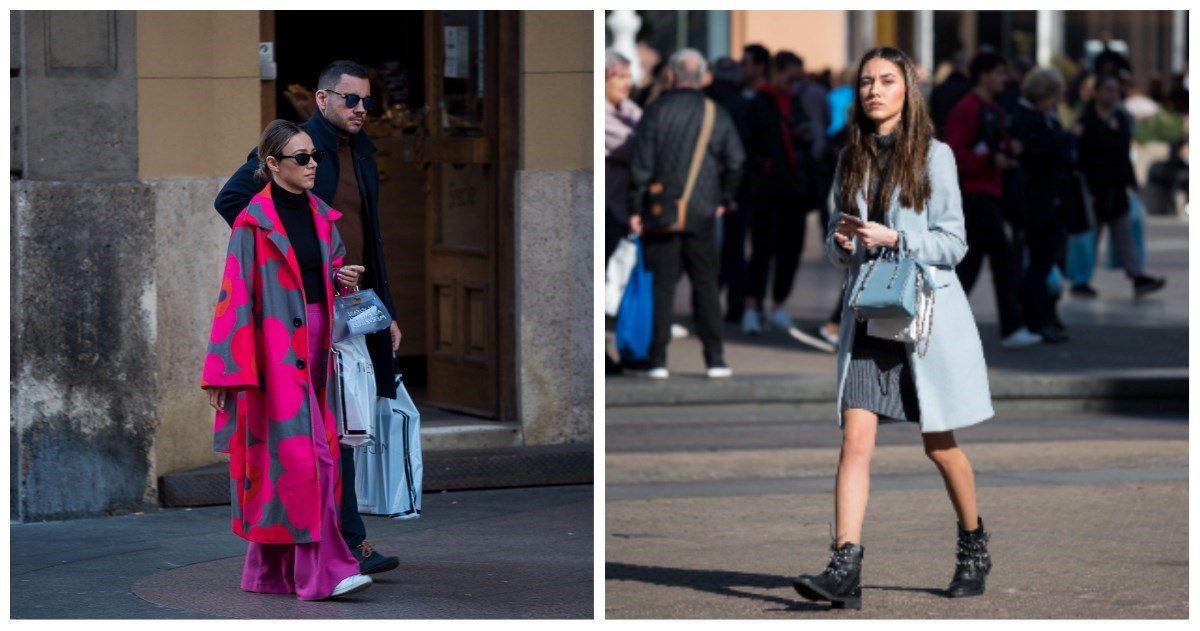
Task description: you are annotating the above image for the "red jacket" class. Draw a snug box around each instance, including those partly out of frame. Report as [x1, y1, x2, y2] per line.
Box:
[202, 183, 346, 544]
[943, 91, 1008, 198]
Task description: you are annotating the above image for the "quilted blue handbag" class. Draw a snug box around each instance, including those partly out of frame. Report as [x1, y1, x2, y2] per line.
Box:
[849, 235, 931, 321]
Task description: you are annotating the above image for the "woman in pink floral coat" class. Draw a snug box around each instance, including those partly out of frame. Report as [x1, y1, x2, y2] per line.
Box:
[202, 120, 372, 600]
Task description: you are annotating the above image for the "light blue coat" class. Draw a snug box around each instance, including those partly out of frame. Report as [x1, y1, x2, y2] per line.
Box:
[826, 140, 994, 433]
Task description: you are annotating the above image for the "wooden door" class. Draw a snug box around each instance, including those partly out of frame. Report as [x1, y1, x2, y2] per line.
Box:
[420, 11, 516, 418]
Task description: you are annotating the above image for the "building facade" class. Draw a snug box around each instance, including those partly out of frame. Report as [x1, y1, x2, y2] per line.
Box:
[609, 10, 1187, 92]
[10, 10, 593, 521]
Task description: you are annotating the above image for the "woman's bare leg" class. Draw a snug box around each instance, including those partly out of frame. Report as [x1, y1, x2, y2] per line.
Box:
[922, 430, 979, 530]
[834, 408, 880, 546]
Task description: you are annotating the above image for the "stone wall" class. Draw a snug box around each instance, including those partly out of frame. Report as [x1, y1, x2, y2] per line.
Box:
[515, 12, 594, 446]
[516, 169, 594, 445]
[10, 181, 160, 521]
[18, 11, 139, 180]
[150, 178, 233, 476]
[10, 177, 232, 521]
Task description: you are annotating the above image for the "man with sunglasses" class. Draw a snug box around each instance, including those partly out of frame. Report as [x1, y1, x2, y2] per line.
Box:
[214, 59, 401, 577]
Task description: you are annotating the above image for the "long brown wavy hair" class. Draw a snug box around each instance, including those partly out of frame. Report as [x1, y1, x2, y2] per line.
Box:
[838, 46, 934, 214]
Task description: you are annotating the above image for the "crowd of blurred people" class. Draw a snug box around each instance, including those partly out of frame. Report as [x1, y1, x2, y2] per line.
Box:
[606, 34, 1187, 376]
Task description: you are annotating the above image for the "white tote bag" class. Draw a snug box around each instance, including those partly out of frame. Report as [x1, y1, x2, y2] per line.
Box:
[330, 335, 376, 448]
[605, 236, 638, 317]
[355, 373, 423, 519]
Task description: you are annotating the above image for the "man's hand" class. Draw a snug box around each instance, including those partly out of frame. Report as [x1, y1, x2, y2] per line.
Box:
[716, 205, 727, 219]
[390, 320, 402, 352]
[629, 214, 643, 236]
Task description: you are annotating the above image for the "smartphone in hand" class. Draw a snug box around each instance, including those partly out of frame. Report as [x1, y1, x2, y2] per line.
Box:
[839, 212, 864, 225]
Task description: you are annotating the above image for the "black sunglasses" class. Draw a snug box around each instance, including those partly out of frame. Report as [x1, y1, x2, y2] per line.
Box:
[326, 89, 374, 111]
[273, 150, 326, 166]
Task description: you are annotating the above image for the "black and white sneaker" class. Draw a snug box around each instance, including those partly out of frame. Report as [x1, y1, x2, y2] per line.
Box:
[1133, 275, 1166, 298]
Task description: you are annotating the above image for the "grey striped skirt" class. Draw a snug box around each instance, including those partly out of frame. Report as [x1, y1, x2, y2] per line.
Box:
[840, 320, 921, 424]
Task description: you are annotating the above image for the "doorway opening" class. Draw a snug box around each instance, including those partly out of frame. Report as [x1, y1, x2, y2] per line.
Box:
[265, 10, 517, 423]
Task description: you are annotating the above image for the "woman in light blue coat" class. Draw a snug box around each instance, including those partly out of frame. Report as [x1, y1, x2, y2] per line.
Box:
[792, 47, 994, 611]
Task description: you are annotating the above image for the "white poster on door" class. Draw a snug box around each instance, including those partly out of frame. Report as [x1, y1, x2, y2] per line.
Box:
[444, 26, 470, 79]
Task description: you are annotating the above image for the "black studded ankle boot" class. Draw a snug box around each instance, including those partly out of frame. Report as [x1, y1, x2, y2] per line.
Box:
[793, 542, 864, 610]
[946, 517, 991, 598]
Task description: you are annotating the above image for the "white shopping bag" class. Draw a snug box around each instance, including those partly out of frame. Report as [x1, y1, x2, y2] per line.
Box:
[605, 236, 637, 317]
[330, 335, 375, 448]
[355, 373, 423, 519]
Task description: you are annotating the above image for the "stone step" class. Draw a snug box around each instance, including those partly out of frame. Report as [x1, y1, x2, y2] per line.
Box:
[605, 371, 1188, 422]
[159, 443, 593, 508]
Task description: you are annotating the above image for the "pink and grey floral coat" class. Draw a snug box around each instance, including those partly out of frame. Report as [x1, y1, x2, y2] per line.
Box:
[201, 183, 345, 545]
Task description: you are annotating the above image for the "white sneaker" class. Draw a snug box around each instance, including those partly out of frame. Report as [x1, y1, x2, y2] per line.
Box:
[741, 310, 762, 335]
[706, 366, 732, 379]
[1001, 327, 1042, 349]
[671, 323, 689, 339]
[643, 367, 669, 379]
[328, 574, 372, 598]
[788, 326, 836, 353]
[769, 308, 796, 331]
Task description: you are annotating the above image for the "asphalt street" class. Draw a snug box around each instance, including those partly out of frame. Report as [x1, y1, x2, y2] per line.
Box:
[605, 412, 1188, 619]
[10, 484, 593, 619]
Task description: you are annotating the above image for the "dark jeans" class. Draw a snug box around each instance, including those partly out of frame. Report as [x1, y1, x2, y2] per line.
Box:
[1020, 222, 1065, 333]
[956, 193, 1026, 337]
[746, 196, 808, 309]
[642, 224, 725, 369]
[719, 203, 750, 321]
[339, 445, 366, 550]
[605, 209, 628, 263]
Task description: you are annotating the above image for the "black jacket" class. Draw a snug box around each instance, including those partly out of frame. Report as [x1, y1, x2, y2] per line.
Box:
[930, 71, 972, 138]
[704, 80, 753, 202]
[744, 89, 810, 203]
[628, 89, 744, 234]
[1009, 102, 1078, 229]
[214, 110, 398, 398]
[1076, 102, 1138, 221]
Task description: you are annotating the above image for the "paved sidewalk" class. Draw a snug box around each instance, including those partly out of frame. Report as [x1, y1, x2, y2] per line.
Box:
[10, 485, 593, 619]
[604, 214, 1189, 619]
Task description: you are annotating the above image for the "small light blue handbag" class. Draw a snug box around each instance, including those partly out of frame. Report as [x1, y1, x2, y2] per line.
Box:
[849, 235, 931, 321]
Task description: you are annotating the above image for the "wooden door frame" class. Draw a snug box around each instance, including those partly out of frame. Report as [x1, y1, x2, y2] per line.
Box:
[422, 10, 519, 420]
[260, 11, 274, 129]
[494, 10, 518, 421]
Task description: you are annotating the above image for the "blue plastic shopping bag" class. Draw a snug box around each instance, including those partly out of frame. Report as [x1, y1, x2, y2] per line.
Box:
[1065, 229, 1096, 286]
[1107, 192, 1146, 270]
[615, 237, 653, 362]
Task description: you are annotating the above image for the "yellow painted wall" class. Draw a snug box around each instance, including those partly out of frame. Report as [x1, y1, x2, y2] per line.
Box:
[136, 11, 261, 179]
[733, 10, 849, 76]
[520, 11, 593, 171]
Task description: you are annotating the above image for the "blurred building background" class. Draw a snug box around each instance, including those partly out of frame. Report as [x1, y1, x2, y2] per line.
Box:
[606, 9, 1187, 216]
[607, 10, 1187, 96]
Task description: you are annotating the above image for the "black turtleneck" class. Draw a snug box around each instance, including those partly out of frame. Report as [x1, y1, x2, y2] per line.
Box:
[271, 181, 326, 305]
[868, 133, 897, 222]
